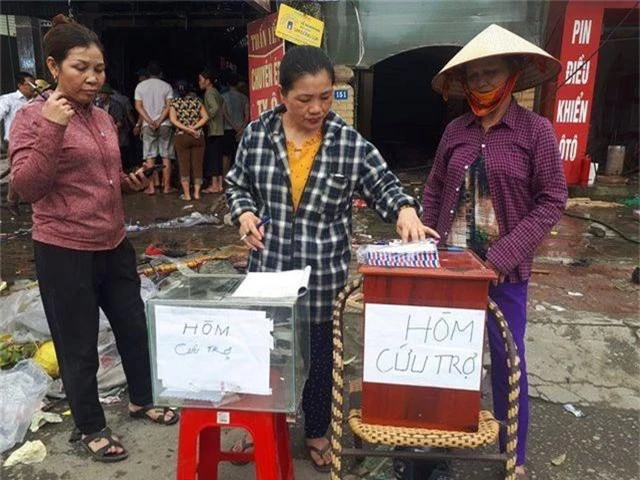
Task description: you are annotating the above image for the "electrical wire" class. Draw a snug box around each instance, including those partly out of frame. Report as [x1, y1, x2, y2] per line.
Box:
[563, 211, 640, 245]
[541, 2, 639, 105]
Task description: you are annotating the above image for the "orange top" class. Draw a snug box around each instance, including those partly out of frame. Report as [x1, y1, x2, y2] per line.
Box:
[286, 132, 322, 210]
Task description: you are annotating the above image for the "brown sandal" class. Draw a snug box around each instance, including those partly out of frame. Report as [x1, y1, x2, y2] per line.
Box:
[81, 427, 128, 463]
[129, 405, 179, 425]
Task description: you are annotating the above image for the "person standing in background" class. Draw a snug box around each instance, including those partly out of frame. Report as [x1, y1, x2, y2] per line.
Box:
[134, 62, 175, 194]
[198, 69, 225, 193]
[170, 80, 209, 200]
[0, 71, 36, 216]
[221, 72, 249, 176]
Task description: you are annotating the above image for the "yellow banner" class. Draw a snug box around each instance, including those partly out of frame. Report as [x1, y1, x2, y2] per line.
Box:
[275, 4, 324, 47]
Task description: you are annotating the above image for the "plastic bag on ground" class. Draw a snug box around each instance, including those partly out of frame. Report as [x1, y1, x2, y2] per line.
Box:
[0, 360, 51, 453]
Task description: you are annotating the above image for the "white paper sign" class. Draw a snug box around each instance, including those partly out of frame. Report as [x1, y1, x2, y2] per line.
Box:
[363, 303, 486, 391]
[153, 305, 272, 395]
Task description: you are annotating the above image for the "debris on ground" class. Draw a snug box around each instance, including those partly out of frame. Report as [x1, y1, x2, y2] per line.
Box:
[0, 335, 37, 368]
[0, 360, 51, 453]
[588, 224, 607, 238]
[29, 411, 63, 433]
[620, 195, 640, 208]
[569, 258, 592, 267]
[563, 403, 585, 418]
[566, 197, 621, 208]
[567, 291, 583, 297]
[126, 211, 220, 233]
[551, 453, 567, 466]
[3, 440, 47, 467]
[549, 305, 567, 312]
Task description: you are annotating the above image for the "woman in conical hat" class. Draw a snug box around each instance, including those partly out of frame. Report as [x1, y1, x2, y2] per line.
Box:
[423, 25, 568, 479]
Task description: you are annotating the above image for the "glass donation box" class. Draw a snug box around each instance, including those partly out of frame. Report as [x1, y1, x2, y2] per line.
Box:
[360, 249, 497, 432]
[145, 273, 309, 413]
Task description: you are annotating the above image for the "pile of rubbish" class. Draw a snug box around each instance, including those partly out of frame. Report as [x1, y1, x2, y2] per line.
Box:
[0, 276, 158, 456]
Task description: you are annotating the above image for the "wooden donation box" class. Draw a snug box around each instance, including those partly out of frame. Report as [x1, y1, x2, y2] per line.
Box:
[145, 273, 309, 413]
[360, 250, 497, 432]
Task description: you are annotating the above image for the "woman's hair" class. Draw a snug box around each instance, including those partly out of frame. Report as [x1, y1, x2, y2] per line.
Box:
[175, 80, 194, 98]
[279, 46, 335, 94]
[199, 69, 216, 84]
[43, 14, 103, 66]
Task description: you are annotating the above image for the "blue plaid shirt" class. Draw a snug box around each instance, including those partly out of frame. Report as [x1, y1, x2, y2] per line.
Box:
[226, 105, 420, 321]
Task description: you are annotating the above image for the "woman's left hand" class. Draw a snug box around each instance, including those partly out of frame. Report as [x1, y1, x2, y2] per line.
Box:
[124, 167, 150, 192]
[396, 206, 440, 243]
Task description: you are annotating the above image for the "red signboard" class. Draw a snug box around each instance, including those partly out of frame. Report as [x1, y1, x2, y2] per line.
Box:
[551, 1, 604, 185]
[247, 13, 285, 120]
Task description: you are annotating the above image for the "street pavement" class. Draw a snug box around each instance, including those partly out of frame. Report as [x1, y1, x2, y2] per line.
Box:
[1, 180, 638, 480]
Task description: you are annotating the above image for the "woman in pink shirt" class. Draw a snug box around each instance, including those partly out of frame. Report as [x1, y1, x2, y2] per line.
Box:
[10, 15, 178, 463]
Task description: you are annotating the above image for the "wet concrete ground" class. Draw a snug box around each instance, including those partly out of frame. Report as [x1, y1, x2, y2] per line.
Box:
[1, 169, 639, 479]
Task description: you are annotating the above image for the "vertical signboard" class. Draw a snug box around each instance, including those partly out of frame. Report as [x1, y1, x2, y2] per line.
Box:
[552, 1, 603, 185]
[248, 13, 285, 120]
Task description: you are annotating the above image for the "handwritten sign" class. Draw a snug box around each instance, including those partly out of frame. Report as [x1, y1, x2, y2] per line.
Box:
[247, 13, 285, 120]
[363, 303, 485, 391]
[275, 3, 324, 47]
[153, 305, 272, 395]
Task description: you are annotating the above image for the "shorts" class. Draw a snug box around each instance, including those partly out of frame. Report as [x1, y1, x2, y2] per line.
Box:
[221, 129, 239, 158]
[142, 125, 175, 160]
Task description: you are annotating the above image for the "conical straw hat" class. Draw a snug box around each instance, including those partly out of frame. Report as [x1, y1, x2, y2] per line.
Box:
[432, 24, 561, 99]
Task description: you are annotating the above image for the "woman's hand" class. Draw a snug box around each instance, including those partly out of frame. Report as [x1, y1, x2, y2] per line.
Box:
[396, 206, 440, 243]
[41, 91, 75, 126]
[238, 211, 265, 251]
[123, 167, 150, 192]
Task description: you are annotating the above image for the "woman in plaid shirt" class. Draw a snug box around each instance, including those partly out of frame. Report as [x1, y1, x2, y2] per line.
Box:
[226, 46, 438, 471]
[424, 25, 568, 480]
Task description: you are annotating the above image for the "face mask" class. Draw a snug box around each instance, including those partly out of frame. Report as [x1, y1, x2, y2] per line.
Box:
[462, 72, 519, 117]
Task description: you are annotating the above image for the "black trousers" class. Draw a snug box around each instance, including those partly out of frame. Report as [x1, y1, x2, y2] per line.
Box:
[204, 135, 222, 178]
[34, 238, 153, 435]
[301, 320, 333, 439]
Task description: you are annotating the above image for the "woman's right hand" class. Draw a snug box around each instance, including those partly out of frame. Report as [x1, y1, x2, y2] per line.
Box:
[41, 91, 75, 126]
[238, 211, 265, 251]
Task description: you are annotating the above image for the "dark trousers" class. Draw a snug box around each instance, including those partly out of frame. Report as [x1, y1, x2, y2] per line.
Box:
[34, 238, 153, 435]
[204, 135, 222, 178]
[301, 320, 333, 439]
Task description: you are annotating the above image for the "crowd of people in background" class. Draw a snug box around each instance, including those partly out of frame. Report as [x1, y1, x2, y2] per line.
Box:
[0, 63, 250, 211]
[100, 63, 249, 199]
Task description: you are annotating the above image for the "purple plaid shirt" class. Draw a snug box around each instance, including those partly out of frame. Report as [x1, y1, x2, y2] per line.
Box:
[422, 99, 567, 282]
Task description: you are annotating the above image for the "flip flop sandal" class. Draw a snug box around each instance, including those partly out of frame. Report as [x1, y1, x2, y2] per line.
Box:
[129, 405, 179, 425]
[307, 442, 331, 473]
[230, 435, 254, 466]
[81, 427, 129, 463]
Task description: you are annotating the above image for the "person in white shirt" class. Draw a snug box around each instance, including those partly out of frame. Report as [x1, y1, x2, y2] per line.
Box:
[134, 62, 175, 194]
[1, 71, 36, 215]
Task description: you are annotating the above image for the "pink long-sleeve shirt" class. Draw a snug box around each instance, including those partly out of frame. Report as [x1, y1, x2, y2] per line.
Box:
[10, 97, 128, 251]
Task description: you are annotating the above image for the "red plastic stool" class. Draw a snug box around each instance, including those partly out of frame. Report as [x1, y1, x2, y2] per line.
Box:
[177, 408, 294, 480]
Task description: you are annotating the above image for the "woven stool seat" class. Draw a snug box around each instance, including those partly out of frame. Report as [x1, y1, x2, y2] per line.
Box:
[347, 380, 500, 448]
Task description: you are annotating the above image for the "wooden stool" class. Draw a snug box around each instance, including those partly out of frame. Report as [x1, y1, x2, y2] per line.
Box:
[177, 408, 294, 480]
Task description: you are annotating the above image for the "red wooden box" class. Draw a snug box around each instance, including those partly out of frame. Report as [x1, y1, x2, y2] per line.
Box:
[359, 250, 497, 432]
